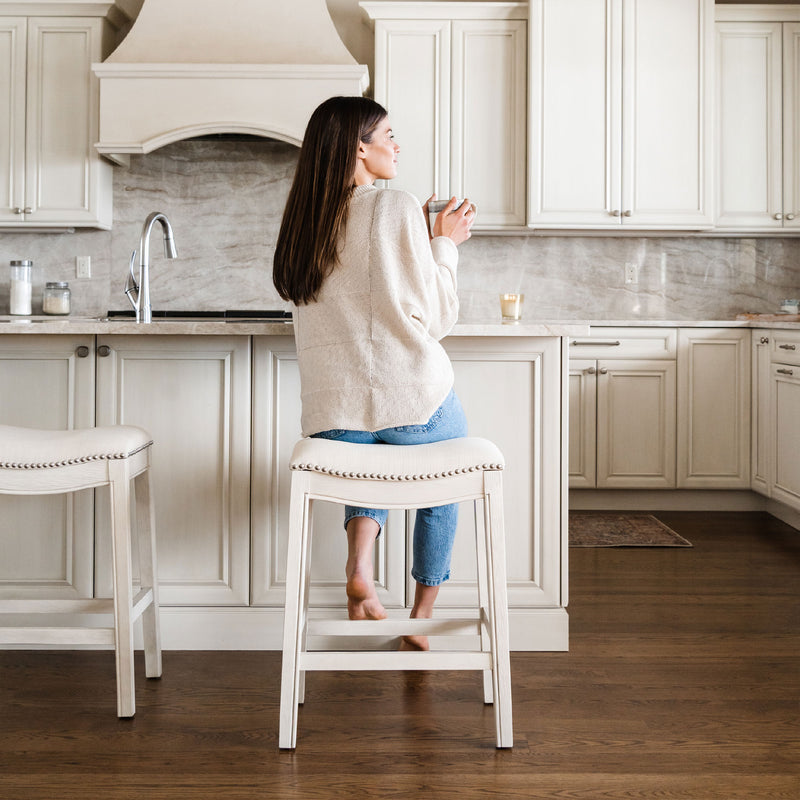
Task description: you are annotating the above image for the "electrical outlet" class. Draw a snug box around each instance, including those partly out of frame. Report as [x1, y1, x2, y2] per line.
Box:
[76, 256, 91, 279]
[624, 262, 638, 284]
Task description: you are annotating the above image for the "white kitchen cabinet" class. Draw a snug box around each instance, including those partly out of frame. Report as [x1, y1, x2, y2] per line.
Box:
[529, 0, 714, 230]
[0, 334, 95, 599]
[94, 335, 252, 606]
[252, 333, 569, 649]
[715, 7, 800, 231]
[677, 329, 751, 488]
[569, 329, 677, 488]
[751, 330, 772, 496]
[769, 331, 800, 511]
[0, 6, 118, 229]
[361, 2, 527, 228]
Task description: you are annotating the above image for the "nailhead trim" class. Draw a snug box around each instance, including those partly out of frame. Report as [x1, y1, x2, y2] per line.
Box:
[0, 441, 152, 470]
[290, 461, 504, 481]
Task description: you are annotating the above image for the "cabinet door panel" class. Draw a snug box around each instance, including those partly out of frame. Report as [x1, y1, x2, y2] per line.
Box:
[529, 0, 619, 227]
[772, 366, 800, 510]
[716, 21, 784, 228]
[597, 359, 676, 487]
[751, 332, 772, 496]
[677, 330, 750, 488]
[373, 19, 450, 203]
[451, 20, 526, 226]
[441, 338, 563, 609]
[785, 23, 800, 228]
[625, 0, 712, 226]
[250, 338, 405, 608]
[95, 336, 251, 605]
[0, 334, 95, 599]
[568, 359, 597, 488]
[0, 18, 26, 224]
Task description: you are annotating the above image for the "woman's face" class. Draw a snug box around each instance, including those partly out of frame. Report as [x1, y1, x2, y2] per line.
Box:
[356, 117, 399, 184]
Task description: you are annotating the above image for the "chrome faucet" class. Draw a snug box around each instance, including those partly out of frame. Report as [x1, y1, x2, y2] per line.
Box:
[124, 212, 178, 323]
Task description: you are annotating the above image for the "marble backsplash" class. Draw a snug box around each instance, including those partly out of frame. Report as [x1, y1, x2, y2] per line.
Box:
[1, 137, 798, 321]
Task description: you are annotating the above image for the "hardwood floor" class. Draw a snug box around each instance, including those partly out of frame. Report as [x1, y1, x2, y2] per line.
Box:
[1, 511, 798, 799]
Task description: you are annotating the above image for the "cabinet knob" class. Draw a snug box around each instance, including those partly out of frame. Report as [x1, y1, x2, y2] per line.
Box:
[23, 207, 32, 214]
[777, 368, 794, 376]
[760, 336, 769, 344]
[97, 345, 111, 357]
[787, 213, 796, 220]
[611, 209, 621, 217]
[774, 213, 783, 220]
[587, 366, 596, 374]
[13, 207, 24, 215]
[599, 367, 609, 374]
[75, 345, 90, 358]
[779, 343, 797, 351]
[623, 210, 632, 217]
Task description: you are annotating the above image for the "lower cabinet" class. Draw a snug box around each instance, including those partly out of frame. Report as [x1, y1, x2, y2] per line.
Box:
[569, 328, 677, 488]
[251, 335, 568, 648]
[0, 334, 94, 599]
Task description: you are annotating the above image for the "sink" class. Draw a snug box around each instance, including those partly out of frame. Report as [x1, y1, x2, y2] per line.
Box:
[104, 309, 292, 322]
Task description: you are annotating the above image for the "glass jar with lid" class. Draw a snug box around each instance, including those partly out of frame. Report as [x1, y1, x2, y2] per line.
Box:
[9, 260, 33, 315]
[42, 282, 71, 315]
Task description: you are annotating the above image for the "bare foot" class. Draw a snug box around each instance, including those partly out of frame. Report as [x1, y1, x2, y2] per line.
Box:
[399, 635, 429, 651]
[345, 564, 387, 620]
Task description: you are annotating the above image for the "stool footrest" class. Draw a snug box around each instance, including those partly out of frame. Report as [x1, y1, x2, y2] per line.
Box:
[0, 626, 115, 646]
[307, 614, 484, 638]
[299, 650, 493, 671]
[0, 587, 154, 618]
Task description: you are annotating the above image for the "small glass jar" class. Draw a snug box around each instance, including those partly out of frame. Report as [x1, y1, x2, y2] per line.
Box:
[9, 260, 33, 315]
[42, 281, 71, 316]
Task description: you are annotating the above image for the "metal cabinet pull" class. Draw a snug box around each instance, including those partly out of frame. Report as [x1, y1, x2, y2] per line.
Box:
[774, 213, 783, 220]
[572, 340, 621, 347]
[610, 209, 621, 217]
[23, 207, 32, 214]
[586, 366, 596, 374]
[760, 336, 769, 344]
[97, 345, 111, 357]
[778, 343, 797, 351]
[75, 345, 90, 358]
[13, 207, 24, 215]
[777, 368, 794, 376]
[787, 213, 796, 220]
[623, 210, 632, 217]
[599, 367, 609, 374]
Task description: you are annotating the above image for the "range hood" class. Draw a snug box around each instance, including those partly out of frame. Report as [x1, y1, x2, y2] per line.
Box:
[93, 0, 369, 165]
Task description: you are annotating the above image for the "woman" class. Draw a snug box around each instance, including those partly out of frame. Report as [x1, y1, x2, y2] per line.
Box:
[273, 96, 475, 649]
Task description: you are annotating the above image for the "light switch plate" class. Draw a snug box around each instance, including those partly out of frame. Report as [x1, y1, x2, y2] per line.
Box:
[76, 256, 91, 279]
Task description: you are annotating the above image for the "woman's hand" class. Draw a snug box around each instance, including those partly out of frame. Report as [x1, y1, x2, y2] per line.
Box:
[432, 196, 476, 245]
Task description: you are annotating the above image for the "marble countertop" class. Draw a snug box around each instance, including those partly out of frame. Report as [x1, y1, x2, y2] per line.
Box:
[1, 316, 799, 335]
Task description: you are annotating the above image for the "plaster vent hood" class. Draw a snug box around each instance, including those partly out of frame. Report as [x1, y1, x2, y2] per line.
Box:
[92, 0, 369, 164]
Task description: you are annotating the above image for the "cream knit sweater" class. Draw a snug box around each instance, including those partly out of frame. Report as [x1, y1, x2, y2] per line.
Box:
[294, 184, 460, 436]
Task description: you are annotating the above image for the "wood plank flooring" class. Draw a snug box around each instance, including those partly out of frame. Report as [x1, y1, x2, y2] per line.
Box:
[1, 511, 798, 799]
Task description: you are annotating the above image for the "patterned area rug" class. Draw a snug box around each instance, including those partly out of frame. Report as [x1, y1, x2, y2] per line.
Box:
[569, 512, 692, 548]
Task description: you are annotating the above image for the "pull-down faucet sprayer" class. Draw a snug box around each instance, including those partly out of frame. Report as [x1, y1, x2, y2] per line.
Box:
[125, 212, 178, 323]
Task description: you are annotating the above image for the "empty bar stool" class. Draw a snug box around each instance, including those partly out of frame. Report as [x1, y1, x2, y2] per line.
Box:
[279, 436, 513, 749]
[0, 424, 162, 717]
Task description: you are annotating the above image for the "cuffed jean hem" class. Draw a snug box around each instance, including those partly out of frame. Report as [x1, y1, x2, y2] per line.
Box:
[411, 569, 450, 587]
[343, 507, 387, 533]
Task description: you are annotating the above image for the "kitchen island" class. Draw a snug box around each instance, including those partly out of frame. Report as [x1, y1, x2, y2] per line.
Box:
[0, 319, 585, 651]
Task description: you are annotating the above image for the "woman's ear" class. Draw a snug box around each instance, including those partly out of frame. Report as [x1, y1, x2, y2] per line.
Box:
[356, 140, 367, 161]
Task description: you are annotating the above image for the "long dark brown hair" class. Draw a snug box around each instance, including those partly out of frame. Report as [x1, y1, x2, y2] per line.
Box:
[273, 96, 388, 305]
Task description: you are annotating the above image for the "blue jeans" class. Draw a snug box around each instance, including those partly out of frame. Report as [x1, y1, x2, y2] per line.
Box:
[311, 389, 468, 586]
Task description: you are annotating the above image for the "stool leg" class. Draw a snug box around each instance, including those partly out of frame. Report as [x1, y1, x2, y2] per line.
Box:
[280, 472, 312, 749]
[134, 466, 162, 679]
[483, 471, 513, 748]
[108, 460, 136, 718]
[474, 499, 494, 704]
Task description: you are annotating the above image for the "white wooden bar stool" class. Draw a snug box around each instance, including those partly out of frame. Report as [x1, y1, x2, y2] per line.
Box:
[0, 424, 162, 717]
[279, 436, 513, 749]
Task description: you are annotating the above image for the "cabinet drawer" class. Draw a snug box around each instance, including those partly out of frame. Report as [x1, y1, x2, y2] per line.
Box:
[569, 328, 677, 359]
[771, 331, 800, 366]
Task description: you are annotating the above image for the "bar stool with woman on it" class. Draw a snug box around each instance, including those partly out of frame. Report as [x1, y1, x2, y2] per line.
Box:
[273, 95, 476, 646]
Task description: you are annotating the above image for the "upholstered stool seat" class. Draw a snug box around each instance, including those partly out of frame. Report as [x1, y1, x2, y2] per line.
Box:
[280, 436, 513, 749]
[0, 424, 162, 717]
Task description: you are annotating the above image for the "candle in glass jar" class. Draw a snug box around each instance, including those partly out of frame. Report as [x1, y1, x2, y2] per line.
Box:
[499, 293, 524, 320]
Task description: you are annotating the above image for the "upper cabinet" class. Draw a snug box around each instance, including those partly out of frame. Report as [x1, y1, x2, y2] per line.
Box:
[361, 2, 527, 229]
[715, 6, 800, 231]
[529, 0, 714, 230]
[0, 3, 124, 230]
